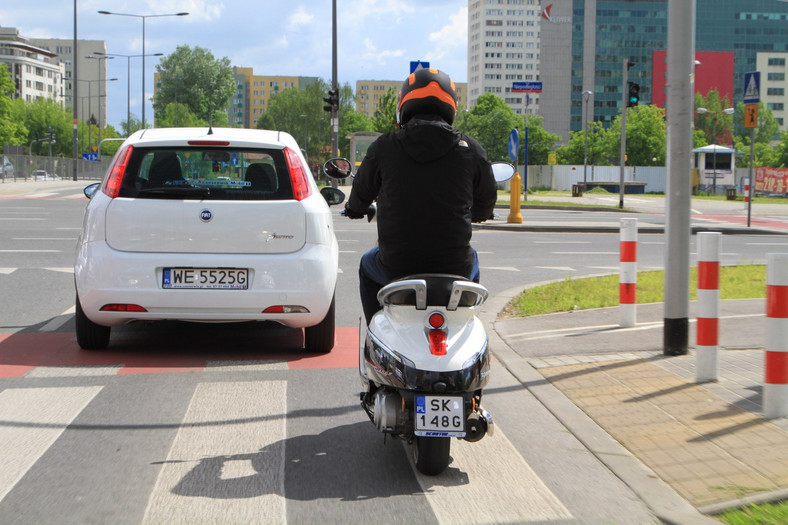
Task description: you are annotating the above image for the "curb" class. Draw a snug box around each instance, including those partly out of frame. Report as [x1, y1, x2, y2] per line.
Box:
[481, 284, 719, 524]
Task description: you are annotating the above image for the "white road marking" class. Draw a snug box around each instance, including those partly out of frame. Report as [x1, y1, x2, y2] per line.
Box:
[411, 431, 573, 522]
[143, 381, 286, 524]
[26, 366, 123, 378]
[0, 268, 16, 275]
[534, 266, 576, 272]
[0, 386, 103, 502]
[39, 306, 76, 332]
[482, 266, 520, 272]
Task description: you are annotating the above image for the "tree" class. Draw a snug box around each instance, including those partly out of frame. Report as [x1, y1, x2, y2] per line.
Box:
[0, 64, 27, 147]
[11, 98, 72, 156]
[694, 90, 733, 146]
[621, 105, 667, 166]
[372, 88, 398, 134]
[555, 121, 609, 165]
[154, 46, 234, 125]
[155, 103, 207, 128]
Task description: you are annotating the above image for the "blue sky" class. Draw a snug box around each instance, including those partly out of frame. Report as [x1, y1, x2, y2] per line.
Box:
[2, 0, 468, 129]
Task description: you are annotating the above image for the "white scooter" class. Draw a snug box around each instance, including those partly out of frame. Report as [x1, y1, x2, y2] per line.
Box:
[322, 158, 515, 475]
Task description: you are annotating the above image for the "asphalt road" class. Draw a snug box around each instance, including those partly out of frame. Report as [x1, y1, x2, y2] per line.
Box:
[0, 182, 785, 523]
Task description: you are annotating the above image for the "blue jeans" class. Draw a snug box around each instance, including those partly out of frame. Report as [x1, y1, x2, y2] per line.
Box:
[358, 247, 480, 325]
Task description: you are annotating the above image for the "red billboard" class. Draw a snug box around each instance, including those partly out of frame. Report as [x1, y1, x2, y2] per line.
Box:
[651, 51, 735, 108]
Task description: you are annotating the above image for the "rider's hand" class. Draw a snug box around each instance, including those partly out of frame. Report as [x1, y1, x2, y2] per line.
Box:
[343, 203, 365, 219]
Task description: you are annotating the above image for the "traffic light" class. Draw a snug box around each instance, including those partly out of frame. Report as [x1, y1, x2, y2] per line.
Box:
[323, 89, 339, 112]
[627, 81, 640, 107]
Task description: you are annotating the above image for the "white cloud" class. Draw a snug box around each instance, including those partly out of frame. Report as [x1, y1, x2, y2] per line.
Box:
[288, 6, 314, 28]
[360, 38, 405, 66]
[427, 7, 467, 61]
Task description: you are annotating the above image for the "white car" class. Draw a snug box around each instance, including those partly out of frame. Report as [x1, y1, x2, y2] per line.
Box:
[75, 127, 343, 352]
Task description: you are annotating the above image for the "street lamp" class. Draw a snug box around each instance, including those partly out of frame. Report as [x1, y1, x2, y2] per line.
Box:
[86, 55, 115, 148]
[98, 10, 189, 129]
[78, 78, 116, 153]
[696, 106, 734, 194]
[582, 90, 593, 186]
[94, 51, 163, 135]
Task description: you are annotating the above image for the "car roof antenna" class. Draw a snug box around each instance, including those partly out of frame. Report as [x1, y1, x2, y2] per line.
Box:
[207, 112, 214, 135]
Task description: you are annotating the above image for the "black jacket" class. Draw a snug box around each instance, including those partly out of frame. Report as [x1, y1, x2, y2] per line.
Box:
[347, 117, 497, 280]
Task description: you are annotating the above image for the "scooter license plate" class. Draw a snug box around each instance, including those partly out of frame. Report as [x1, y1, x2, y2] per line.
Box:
[414, 395, 465, 437]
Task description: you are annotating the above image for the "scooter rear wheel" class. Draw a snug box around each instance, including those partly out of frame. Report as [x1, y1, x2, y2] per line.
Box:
[413, 437, 450, 475]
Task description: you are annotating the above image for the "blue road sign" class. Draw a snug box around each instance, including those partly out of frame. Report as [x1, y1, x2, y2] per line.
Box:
[512, 81, 542, 93]
[82, 153, 98, 161]
[743, 72, 760, 104]
[410, 61, 430, 73]
[508, 129, 519, 162]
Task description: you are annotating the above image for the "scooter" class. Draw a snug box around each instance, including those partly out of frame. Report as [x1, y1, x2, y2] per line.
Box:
[322, 158, 515, 475]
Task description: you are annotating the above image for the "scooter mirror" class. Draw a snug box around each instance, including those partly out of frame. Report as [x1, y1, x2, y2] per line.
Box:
[320, 187, 346, 206]
[491, 162, 516, 183]
[323, 157, 354, 179]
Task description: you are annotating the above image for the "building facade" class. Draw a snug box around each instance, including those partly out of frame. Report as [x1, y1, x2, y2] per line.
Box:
[469, 0, 788, 143]
[0, 28, 66, 108]
[228, 68, 318, 128]
[31, 37, 108, 128]
[467, 0, 542, 116]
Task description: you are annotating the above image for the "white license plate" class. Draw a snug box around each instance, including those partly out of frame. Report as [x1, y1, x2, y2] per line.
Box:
[415, 395, 465, 437]
[163, 268, 248, 289]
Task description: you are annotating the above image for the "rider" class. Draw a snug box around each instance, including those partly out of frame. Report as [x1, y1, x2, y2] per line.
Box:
[343, 68, 498, 324]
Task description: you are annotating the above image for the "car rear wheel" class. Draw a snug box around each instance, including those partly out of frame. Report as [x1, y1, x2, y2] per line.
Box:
[304, 292, 335, 354]
[75, 294, 111, 350]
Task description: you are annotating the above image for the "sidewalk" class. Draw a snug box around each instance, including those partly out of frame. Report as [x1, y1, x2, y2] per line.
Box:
[483, 295, 788, 522]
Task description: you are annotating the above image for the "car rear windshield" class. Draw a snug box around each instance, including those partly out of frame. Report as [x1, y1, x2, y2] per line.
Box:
[116, 147, 295, 200]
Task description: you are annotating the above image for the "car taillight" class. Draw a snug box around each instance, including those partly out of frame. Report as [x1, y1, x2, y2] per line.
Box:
[284, 147, 312, 201]
[102, 144, 133, 198]
[428, 330, 447, 356]
[263, 305, 310, 313]
[100, 304, 147, 312]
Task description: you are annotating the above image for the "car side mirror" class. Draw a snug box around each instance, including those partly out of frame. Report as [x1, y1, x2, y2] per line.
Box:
[320, 187, 345, 206]
[84, 182, 100, 199]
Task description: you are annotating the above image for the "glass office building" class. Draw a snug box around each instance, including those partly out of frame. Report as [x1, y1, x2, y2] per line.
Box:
[554, 0, 788, 137]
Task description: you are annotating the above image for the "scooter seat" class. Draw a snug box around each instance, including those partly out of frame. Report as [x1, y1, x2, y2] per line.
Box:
[385, 274, 478, 308]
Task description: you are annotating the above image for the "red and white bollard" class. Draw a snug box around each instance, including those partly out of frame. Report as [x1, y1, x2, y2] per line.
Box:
[620, 218, 637, 328]
[764, 253, 788, 419]
[696, 232, 721, 382]
[743, 178, 750, 209]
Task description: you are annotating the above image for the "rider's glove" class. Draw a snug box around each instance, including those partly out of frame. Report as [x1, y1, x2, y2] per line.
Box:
[343, 203, 365, 219]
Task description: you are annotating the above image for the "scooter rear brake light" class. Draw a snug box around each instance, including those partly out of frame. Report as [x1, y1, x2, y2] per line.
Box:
[100, 303, 147, 312]
[428, 329, 447, 356]
[284, 147, 313, 201]
[102, 144, 133, 198]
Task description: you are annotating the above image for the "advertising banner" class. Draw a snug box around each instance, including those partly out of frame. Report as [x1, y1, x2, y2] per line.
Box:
[755, 167, 788, 196]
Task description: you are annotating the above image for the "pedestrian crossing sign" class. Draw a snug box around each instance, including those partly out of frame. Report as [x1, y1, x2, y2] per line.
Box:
[743, 72, 760, 104]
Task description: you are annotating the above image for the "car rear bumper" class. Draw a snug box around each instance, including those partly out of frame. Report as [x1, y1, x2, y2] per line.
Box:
[75, 240, 338, 327]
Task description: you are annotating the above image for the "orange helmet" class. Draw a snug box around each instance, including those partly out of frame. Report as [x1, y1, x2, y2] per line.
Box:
[396, 68, 458, 126]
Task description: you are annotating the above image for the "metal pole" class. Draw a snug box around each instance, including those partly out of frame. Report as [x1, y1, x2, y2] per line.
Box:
[583, 90, 592, 186]
[331, 0, 338, 158]
[747, 128, 755, 226]
[663, 0, 696, 356]
[142, 17, 146, 129]
[72, 0, 78, 181]
[619, 59, 629, 209]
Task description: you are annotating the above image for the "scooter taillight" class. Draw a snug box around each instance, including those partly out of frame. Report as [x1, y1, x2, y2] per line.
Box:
[428, 329, 447, 356]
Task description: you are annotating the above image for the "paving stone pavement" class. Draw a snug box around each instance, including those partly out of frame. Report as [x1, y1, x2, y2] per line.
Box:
[531, 351, 788, 509]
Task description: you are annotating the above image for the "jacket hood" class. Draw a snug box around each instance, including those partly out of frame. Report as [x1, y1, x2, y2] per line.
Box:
[397, 117, 461, 164]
